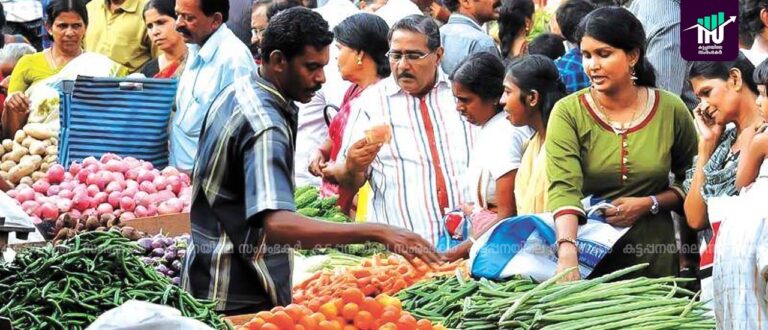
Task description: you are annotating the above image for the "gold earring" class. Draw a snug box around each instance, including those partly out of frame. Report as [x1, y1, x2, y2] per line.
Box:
[630, 65, 638, 85]
[357, 56, 363, 65]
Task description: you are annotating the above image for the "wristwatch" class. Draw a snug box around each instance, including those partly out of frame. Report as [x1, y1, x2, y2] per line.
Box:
[649, 196, 660, 215]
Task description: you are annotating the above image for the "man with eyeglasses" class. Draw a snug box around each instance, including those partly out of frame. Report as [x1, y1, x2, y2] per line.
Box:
[170, 0, 257, 172]
[334, 15, 475, 245]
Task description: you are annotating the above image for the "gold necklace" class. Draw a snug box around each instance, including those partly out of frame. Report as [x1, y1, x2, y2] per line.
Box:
[590, 87, 643, 133]
[47, 47, 83, 70]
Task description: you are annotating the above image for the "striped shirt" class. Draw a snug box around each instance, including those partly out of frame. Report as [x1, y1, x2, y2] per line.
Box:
[182, 69, 296, 311]
[339, 70, 475, 244]
[629, 0, 698, 110]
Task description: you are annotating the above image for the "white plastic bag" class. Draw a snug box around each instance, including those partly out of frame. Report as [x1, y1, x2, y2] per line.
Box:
[469, 198, 630, 282]
[85, 300, 214, 330]
[711, 177, 768, 329]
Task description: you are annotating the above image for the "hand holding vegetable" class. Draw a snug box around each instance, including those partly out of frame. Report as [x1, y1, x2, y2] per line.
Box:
[372, 223, 442, 268]
[345, 138, 381, 174]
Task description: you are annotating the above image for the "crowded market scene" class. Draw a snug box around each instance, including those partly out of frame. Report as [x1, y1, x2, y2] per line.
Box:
[0, 0, 765, 328]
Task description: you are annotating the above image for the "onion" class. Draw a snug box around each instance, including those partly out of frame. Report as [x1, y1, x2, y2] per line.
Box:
[68, 209, 82, 219]
[94, 191, 108, 205]
[108, 191, 122, 208]
[137, 170, 156, 184]
[134, 191, 150, 207]
[76, 168, 92, 184]
[105, 159, 128, 173]
[82, 208, 98, 218]
[95, 171, 112, 190]
[166, 175, 183, 194]
[6, 190, 17, 199]
[32, 180, 50, 194]
[105, 181, 122, 194]
[21, 200, 40, 213]
[125, 168, 140, 180]
[157, 202, 176, 215]
[145, 204, 158, 217]
[39, 202, 58, 220]
[83, 156, 99, 167]
[69, 162, 82, 175]
[46, 164, 66, 184]
[152, 176, 168, 191]
[100, 153, 120, 164]
[17, 187, 35, 203]
[58, 189, 74, 200]
[111, 172, 126, 186]
[72, 193, 91, 211]
[56, 199, 73, 213]
[141, 161, 154, 171]
[137, 238, 153, 251]
[121, 211, 136, 220]
[46, 185, 61, 197]
[139, 181, 157, 194]
[179, 173, 191, 186]
[119, 196, 136, 211]
[97, 203, 114, 214]
[86, 184, 100, 197]
[134, 205, 148, 217]
[155, 190, 175, 203]
[161, 167, 180, 177]
[165, 198, 184, 213]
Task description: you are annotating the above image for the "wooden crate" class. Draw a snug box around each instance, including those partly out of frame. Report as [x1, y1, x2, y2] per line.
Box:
[121, 213, 190, 236]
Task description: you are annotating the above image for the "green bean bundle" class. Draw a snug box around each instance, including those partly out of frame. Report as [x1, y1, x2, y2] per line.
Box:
[397, 264, 715, 330]
[0, 230, 229, 330]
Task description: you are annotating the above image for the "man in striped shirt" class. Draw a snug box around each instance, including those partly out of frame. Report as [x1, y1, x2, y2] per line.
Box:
[336, 15, 475, 245]
[183, 8, 440, 315]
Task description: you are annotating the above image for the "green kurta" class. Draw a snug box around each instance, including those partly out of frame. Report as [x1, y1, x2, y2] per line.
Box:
[546, 88, 698, 278]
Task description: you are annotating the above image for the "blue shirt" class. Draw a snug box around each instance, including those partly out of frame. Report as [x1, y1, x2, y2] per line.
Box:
[439, 14, 500, 75]
[170, 23, 258, 171]
[555, 47, 591, 94]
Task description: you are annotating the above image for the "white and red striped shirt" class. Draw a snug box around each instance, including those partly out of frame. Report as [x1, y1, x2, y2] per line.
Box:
[339, 71, 475, 244]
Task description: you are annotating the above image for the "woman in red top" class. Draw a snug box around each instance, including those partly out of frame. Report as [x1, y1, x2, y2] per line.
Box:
[140, 0, 188, 79]
[308, 13, 391, 212]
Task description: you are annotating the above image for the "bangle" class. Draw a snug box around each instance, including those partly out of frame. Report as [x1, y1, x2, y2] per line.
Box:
[556, 237, 578, 248]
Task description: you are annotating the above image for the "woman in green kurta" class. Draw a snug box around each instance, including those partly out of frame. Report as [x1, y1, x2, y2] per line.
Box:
[546, 7, 698, 281]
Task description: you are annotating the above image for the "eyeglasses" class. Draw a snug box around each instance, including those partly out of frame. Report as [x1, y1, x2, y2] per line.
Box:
[385, 51, 433, 63]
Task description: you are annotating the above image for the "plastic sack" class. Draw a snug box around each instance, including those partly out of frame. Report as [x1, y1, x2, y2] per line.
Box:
[468, 197, 630, 282]
[24, 52, 126, 127]
[86, 300, 214, 330]
[710, 177, 768, 329]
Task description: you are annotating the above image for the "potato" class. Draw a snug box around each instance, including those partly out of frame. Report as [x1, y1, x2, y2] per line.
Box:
[0, 171, 7, 179]
[45, 145, 58, 156]
[8, 163, 36, 183]
[23, 123, 55, 140]
[20, 155, 42, 168]
[31, 171, 45, 182]
[48, 137, 58, 146]
[44, 155, 58, 164]
[11, 144, 27, 154]
[1, 140, 12, 151]
[0, 144, 5, 155]
[21, 136, 36, 148]
[40, 162, 51, 172]
[2, 150, 24, 163]
[29, 140, 47, 156]
[19, 176, 33, 186]
[13, 130, 26, 143]
[0, 160, 15, 172]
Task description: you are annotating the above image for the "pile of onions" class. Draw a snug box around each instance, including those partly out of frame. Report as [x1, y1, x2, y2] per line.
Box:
[9, 153, 192, 224]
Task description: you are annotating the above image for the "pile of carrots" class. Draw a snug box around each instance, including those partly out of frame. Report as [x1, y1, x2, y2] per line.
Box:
[234, 288, 445, 330]
[293, 255, 465, 307]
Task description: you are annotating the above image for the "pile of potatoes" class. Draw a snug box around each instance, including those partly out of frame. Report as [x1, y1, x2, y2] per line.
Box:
[0, 123, 58, 186]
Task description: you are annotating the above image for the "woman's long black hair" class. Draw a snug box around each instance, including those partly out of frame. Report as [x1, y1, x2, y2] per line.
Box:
[575, 7, 656, 88]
